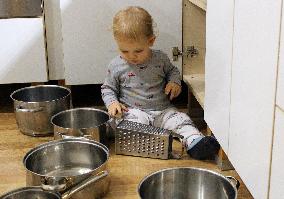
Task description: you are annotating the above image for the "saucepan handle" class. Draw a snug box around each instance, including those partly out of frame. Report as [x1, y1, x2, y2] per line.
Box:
[41, 176, 68, 192]
[56, 132, 90, 140]
[106, 117, 123, 130]
[226, 176, 240, 190]
[169, 132, 184, 159]
[16, 105, 44, 113]
[56, 132, 74, 139]
[61, 170, 109, 199]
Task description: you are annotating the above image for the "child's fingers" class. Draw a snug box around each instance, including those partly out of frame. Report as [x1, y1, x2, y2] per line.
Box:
[109, 108, 116, 117]
[120, 104, 129, 112]
[165, 86, 170, 95]
[176, 87, 182, 96]
[170, 89, 175, 100]
[170, 88, 181, 100]
[116, 105, 122, 114]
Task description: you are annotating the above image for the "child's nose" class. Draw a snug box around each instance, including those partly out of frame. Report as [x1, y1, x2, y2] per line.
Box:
[129, 53, 137, 59]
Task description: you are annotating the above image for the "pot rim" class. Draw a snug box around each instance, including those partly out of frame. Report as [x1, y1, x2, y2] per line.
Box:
[23, 138, 109, 178]
[0, 186, 61, 199]
[10, 85, 71, 104]
[137, 167, 238, 198]
[51, 107, 111, 130]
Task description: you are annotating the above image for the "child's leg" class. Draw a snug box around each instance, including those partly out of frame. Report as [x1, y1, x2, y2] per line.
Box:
[123, 108, 152, 125]
[152, 107, 201, 143]
[152, 107, 220, 160]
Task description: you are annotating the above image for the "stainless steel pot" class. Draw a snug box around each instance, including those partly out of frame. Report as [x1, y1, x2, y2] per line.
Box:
[23, 138, 110, 199]
[10, 85, 71, 136]
[138, 167, 240, 199]
[51, 108, 111, 146]
[0, 187, 61, 199]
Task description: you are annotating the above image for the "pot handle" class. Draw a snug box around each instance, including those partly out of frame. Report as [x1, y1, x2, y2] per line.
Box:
[226, 176, 240, 190]
[56, 132, 73, 139]
[57, 132, 90, 140]
[61, 170, 109, 199]
[169, 132, 184, 159]
[16, 105, 44, 113]
[41, 176, 68, 192]
[56, 128, 97, 141]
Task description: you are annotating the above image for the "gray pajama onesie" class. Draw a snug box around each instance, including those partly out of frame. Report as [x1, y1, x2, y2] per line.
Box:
[101, 50, 202, 146]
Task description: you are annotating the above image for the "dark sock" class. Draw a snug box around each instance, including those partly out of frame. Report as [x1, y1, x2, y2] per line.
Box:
[187, 136, 220, 160]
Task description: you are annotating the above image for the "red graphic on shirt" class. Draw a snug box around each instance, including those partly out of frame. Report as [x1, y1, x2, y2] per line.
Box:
[128, 72, 136, 77]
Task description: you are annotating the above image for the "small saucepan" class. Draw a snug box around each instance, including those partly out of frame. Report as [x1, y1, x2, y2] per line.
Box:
[23, 138, 110, 199]
[51, 108, 112, 146]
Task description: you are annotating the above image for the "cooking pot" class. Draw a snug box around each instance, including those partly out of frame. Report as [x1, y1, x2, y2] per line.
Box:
[23, 138, 110, 199]
[0, 187, 61, 199]
[51, 108, 112, 146]
[138, 167, 240, 199]
[10, 85, 71, 136]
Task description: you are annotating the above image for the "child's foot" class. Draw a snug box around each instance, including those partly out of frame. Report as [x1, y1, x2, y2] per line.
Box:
[187, 136, 220, 160]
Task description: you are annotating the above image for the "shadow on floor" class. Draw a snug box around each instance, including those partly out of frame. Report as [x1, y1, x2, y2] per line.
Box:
[0, 81, 206, 130]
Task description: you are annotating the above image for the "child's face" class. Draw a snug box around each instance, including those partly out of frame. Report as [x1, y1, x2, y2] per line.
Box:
[115, 37, 155, 65]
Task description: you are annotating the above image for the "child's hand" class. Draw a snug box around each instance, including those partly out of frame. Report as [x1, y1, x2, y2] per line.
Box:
[108, 101, 128, 118]
[165, 82, 182, 100]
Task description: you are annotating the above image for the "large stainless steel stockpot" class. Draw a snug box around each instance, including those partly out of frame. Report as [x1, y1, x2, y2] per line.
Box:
[138, 167, 240, 199]
[10, 85, 71, 136]
[51, 108, 111, 145]
[23, 138, 110, 199]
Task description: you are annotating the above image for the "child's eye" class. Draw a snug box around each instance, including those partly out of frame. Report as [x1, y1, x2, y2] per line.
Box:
[121, 50, 128, 54]
[135, 50, 144, 53]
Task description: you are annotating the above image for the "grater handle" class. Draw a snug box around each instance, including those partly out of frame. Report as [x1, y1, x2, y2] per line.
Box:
[107, 117, 124, 130]
[169, 132, 184, 159]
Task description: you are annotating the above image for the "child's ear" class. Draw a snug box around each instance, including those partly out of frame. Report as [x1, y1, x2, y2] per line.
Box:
[148, 36, 156, 46]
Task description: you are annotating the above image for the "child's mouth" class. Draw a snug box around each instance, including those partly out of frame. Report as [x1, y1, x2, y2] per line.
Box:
[130, 60, 138, 64]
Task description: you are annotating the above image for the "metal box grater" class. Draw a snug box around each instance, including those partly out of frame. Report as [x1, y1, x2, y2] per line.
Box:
[115, 120, 183, 159]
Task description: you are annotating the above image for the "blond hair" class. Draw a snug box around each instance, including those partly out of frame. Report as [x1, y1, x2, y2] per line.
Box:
[112, 6, 155, 41]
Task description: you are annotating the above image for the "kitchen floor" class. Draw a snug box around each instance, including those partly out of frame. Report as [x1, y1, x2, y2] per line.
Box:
[0, 83, 254, 198]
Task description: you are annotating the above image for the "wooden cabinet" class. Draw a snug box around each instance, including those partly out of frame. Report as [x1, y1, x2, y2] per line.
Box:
[0, 18, 47, 83]
[205, 0, 283, 198]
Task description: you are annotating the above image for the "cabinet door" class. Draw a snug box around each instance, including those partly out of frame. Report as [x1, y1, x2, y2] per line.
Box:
[0, 18, 47, 83]
[269, 107, 284, 198]
[204, 0, 235, 153]
[276, 0, 284, 110]
[229, 1, 281, 198]
[60, 0, 182, 85]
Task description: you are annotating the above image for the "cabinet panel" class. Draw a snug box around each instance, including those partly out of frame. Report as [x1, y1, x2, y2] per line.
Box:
[0, 18, 47, 83]
[229, 1, 281, 198]
[60, 0, 182, 85]
[204, 0, 235, 153]
[44, 0, 65, 80]
[276, 0, 284, 110]
[269, 107, 284, 199]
